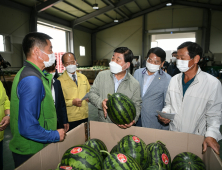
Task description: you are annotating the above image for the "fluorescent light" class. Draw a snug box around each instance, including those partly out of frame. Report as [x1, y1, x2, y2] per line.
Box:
[93, 4, 99, 9]
[166, 3, 172, 6]
[114, 19, 119, 23]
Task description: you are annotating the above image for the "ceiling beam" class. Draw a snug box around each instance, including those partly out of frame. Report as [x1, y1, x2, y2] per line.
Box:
[0, 0, 31, 13]
[93, 1, 170, 33]
[36, 0, 64, 12]
[115, 9, 129, 19]
[174, 0, 222, 11]
[72, 0, 135, 26]
[147, 0, 152, 7]
[134, 1, 142, 11]
[124, 5, 133, 14]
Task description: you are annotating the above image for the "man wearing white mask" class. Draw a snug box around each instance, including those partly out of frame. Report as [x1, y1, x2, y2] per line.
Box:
[89, 47, 141, 128]
[58, 53, 90, 131]
[134, 47, 171, 129]
[158, 42, 222, 155]
[167, 51, 180, 77]
[10, 32, 66, 168]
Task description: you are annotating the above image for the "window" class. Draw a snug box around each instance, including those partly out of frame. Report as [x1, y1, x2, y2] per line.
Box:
[0, 35, 4, 51]
[80, 46, 85, 56]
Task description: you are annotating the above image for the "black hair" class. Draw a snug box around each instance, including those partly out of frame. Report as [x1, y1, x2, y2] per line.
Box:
[147, 47, 166, 63]
[22, 32, 52, 57]
[114, 47, 134, 63]
[172, 51, 177, 55]
[61, 52, 76, 64]
[177, 42, 203, 59]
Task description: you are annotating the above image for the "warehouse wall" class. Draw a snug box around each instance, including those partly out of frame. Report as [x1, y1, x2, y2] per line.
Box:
[73, 29, 92, 66]
[210, 11, 222, 53]
[0, 5, 29, 68]
[96, 16, 143, 61]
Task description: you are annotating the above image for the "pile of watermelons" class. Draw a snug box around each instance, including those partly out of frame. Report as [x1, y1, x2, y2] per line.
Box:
[56, 135, 206, 170]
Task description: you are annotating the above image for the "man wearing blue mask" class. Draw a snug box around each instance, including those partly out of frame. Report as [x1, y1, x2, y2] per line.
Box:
[134, 47, 171, 129]
[10, 32, 66, 168]
[158, 42, 222, 155]
[89, 47, 141, 128]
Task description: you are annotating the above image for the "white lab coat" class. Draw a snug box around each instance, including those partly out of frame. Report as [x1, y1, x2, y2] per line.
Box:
[162, 67, 222, 141]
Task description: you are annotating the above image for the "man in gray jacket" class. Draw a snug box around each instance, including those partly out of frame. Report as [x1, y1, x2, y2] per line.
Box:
[89, 47, 141, 129]
[134, 47, 171, 129]
[158, 42, 222, 155]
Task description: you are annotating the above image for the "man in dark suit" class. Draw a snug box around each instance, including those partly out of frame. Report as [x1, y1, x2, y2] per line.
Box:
[45, 61, 69, 132]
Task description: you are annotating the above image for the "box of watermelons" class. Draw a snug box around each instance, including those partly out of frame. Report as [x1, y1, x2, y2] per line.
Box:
[16, 121, 222, 170]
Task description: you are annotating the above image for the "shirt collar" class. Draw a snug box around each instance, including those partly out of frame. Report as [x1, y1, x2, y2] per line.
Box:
[145, 70, 158, 76]
[67, 71, 77, 80]
[113, 70, 128, 82]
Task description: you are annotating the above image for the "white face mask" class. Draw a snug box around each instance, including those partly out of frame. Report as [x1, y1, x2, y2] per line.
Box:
[172, 57, 177, 63]
[146, 62, 160, 73]
[176, 59, 194, 72]
[109, 61, 126, 74]
[66, 64, 76, 73]
[39, 50, 55, 68]
[50, 72, 56, 77]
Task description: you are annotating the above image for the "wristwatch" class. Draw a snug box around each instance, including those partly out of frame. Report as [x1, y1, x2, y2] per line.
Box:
[5, 114, 10, 117]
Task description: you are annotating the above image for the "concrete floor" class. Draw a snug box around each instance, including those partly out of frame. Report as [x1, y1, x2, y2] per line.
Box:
[2, 102, 222, 170]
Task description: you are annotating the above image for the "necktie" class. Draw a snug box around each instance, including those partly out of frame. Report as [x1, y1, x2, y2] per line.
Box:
[72, 74, 78, 86]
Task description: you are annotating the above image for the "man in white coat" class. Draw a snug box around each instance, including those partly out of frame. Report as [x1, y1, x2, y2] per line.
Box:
[158, 42, 222, 155]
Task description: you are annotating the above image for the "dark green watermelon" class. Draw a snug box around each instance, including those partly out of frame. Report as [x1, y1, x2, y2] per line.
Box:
[106, 93, 136, 125]
[146, 141, 171, 170]
[60, 144, 103, 170]
[117, 135, 148, 169]
[110, 145, 118, 154]
[85, 138, 108, 160]
[103, 152, 142, 170]
[145, 163, 166, 170]
[171, 152, 206, 170]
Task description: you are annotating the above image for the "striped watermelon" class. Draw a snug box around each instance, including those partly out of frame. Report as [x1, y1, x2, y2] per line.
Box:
[171, 152, 206, 170]
[145, 163, 166, 170]
[110, 145, 118, 154]
[106, 93, 136, 125]
[60, 145, 103, 170]
[146, 141, 171, 170]
[117, 135, 148, 169]
[103, 152, 142, 170]
[85, 138, 108, 160]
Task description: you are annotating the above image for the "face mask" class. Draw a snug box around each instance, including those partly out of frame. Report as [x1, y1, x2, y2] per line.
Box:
[109, 61, 126, 74]
[50, 72, 56, 77]
[172, 57, 177, 63]
[39, 51, 55, 68]
[66, 64, 76, 73]
[176, 59, 194, 72]
[146, 62, 160, 73]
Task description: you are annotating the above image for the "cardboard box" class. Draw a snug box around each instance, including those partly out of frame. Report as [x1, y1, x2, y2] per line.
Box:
[16, 121, 222, 170]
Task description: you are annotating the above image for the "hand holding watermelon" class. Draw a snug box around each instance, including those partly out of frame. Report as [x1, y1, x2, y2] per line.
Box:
[102, 98, 108, 118]
[117, 120, 135, 129]
[203, 137, 220, 155]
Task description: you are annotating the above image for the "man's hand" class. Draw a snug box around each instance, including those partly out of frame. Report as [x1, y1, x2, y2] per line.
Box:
[63, 123, 69, 132]
[117, 120, 135, 129]
[157, 115, 171, 124]
[102, 99, 108, 118]
[0, 116, 10, 131]
[85, 98, 89, 102]
[203, 137, 220, 155]
[72, 98, 82, 107]
[57, 129, 66, 141]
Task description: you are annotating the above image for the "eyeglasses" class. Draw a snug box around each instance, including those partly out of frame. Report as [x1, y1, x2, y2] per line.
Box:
[147, 58, 161, 65]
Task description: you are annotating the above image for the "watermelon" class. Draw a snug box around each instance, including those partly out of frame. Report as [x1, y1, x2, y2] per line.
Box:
[60, 144, 103, 170]
[117, 135, 148, 169]
[106, 93, 136, 125]
[171, 152, 206, 170]
[103, 152, 142, 170]
[146, 141, 171, 170]
[110, 145, 118, 154]
[85, 138, 108, 160]
[145, 163, 166, 170]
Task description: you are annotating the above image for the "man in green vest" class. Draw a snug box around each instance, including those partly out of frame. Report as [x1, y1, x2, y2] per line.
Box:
[9, 32, 66, 168]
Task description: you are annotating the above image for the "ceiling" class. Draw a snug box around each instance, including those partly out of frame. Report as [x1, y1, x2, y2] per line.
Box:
[3, 0, 222, 33]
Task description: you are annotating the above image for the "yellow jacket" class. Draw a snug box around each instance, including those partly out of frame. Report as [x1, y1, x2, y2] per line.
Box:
[58, 71, 90, 122]
[0, 81, 10, 141]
